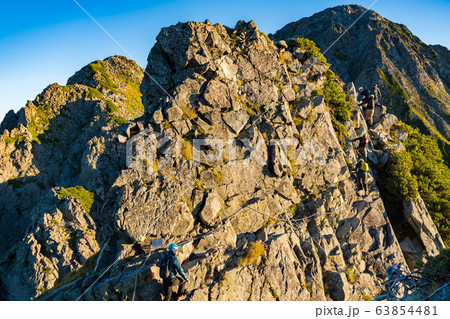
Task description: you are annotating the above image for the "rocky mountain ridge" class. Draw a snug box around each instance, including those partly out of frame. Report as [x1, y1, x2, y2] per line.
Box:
[0, 18, 445, 301]
[271, 4, 450, 161]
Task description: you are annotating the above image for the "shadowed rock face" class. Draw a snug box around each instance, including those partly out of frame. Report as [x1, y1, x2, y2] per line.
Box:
[0, 17, 443, 301]
[0, 56, 144, 299]
[0, 191, 99, 300]
[271, 4, 450, 159]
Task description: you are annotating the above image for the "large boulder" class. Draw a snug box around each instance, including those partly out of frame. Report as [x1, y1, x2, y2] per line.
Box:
[380, 113, 398, 130]
[114, 166, 196, 241]
[372, 104, 387, 124]
[402, 196, 445, 256]
[270, 142, 293, 177]
[199, 190, 224, 226]
[222, 110, 249, 134]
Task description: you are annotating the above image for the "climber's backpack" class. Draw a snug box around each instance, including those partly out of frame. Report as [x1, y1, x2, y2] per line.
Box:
[362, 136, 369, 145]
[158, 254, 174, 279]
[360, 162, 369, 172]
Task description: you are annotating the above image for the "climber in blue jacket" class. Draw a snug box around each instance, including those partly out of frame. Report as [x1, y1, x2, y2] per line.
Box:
[358, 86, 370, 100]
[156, 243, 189, 301]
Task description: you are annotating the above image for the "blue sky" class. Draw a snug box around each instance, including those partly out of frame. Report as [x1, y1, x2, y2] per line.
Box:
[1, 0, 449, 123]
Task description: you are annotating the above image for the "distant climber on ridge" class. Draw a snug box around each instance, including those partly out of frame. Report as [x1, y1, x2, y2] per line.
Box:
[356, 159, 370, 196]
[358, 87, 370, 110]
[358, 87, 370, 100]
[352, 133, 371, 160]
[372, 84, 381, 103]
[359, 94, 375, 126]
[156, 243, 189, 301]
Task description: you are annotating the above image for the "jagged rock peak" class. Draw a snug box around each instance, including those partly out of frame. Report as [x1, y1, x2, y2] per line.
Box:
[308, 4, 380, 18]
[272, 4, 384, 36]
[67, 55, 143, 93]
[0, 55, 145, 171]
[141, 19, 277, 112]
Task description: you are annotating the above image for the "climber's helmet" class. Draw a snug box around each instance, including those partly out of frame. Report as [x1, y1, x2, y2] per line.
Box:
[168, 243, 178, 252]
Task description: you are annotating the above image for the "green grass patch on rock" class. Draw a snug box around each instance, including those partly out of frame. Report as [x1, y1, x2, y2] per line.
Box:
[85, 60, 118, 92]
[238, 241, 265, 266]
[323, 69, 355, 121]
[386, 151, 419, 202]
[58, 186, 94, 215]
[182, 140, 193, 160]
[120, 82, 144, 118]
[109, 115, 127, 126]
[8, 177, 45, 189]
[86, 87, 104, 100]
[286, 37, 329, 65]
[86, 87, 118, 113]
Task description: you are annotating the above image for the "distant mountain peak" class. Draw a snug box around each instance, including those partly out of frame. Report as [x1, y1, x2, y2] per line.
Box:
[272, 6, 450, 156]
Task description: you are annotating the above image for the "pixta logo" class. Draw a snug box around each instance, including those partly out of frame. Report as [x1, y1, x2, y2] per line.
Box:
[126, 129, 325, 172]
